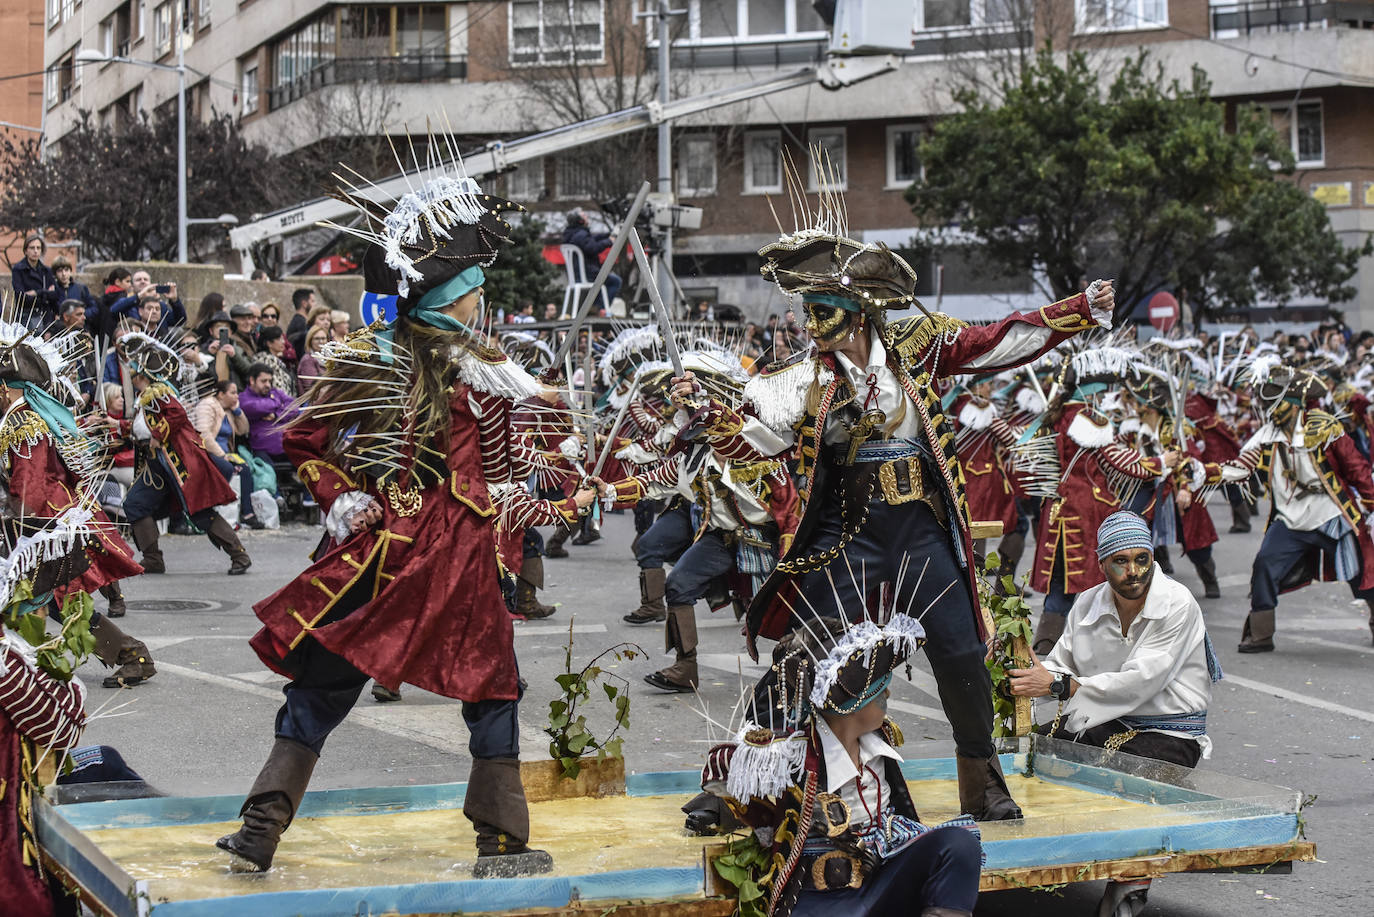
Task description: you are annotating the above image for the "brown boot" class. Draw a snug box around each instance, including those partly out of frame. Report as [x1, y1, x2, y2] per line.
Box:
[623, 567, 667, 624]
[206, 514, 252, 575]
[465, 757, 554, 878]
[1229, 498, 1252, 533]
[216, 738, 319, 873]
[544, 525, 571, 559]
[1032, 612, 1066, 657]
[956, 754, 1022, 821]
[1238, 608, 1276, 653]
[131, 517, 165, 574]
[515, 557, 555, 619]
[98, 582, 127, 618]
[90, 615, 156, 688]
[644, 603, 698, 692]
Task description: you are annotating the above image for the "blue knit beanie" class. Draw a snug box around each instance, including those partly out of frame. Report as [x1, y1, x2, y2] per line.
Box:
[1096, 511, 1153, 561]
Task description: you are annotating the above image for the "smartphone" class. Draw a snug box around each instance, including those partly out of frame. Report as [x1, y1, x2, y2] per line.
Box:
[218, 328, 230, 346]
[155, 284, 172, 294]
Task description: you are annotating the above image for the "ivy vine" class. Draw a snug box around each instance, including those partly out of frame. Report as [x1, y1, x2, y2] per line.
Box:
[545, 619, 643, 780]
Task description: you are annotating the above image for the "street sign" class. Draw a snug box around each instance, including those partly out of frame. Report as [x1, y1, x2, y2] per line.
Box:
[1148, 291, 1179, 333]
[360, 291, 397, 326]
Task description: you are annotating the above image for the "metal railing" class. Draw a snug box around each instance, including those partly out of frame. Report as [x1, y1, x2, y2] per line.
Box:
[653, 38, 827, 71]
[267, 54, 467, 111]
[1210, 0, 1374, 34]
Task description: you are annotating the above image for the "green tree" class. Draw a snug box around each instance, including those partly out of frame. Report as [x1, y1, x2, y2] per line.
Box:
[483, 214, 560, 314]
[907, 49, 1369, 325]
[0, 110, 283, 263]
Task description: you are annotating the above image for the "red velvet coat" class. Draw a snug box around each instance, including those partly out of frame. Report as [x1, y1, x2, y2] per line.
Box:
[1185, 393, 1241, 463]
[1030, 405, 1163, 596]
[952, 395, 1018, 531]
[2, 409, 143, 594]
[250, 380, 580, 699]
[1123, 422, 1218, 554]
[137, 384, 236, 515]
[0, 640, 86, 917]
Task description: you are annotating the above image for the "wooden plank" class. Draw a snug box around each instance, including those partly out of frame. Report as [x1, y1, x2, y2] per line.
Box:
[970, 520, 1004, 540]
[489, 901, 736, 917]
[1010, 631, 1033, 736]
[978, 841, 1317, 891]
[520, 756, 626, 803]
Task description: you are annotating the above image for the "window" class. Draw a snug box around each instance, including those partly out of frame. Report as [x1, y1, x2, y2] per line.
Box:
[199, 0, 212, 29]
[1270, 102, 1324, 167]
[398, 5, 449, 58]
[511, 0, 604, 65]
[61, 0, 74, 20]
[241, 63, 259, 115]
[556, 156, 599, 199]
[133, 0, 146, 41]
[48, 0, 60, 28]
[886, 124, 924, 188]
[678, 135, 717, 197]
[154, 2, 172, 56]
[100, 16, 115, 57]
[916, 0, 1019, 30]
[807, 127, 846, 191]
[743, 130, 781, 194]
[273, 12, 337, 89]
[504, 158, 546, 201]
[1077, 0, 1166, 32]
[685, 0, 826, 40]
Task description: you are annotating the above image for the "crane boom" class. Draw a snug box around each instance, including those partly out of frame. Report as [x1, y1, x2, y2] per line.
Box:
[229, 56, 900, 271]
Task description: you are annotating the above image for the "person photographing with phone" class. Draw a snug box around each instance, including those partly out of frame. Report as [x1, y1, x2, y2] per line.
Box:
[111, 272, 186, 332]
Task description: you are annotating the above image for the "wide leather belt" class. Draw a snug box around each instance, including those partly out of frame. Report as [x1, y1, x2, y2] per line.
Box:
[797, 847, 867, 892]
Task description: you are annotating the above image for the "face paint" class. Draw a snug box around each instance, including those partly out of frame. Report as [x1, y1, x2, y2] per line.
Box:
[803, 300, 860, 347]
[1104, 549, 1155, 600]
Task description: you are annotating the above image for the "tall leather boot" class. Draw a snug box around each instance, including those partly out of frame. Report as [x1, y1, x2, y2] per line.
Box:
[994, 531, 1026, 595]
[956, 754, 1023, 821]
[216, 738, 319, 873]
[465, 757, 554, 878]
[205, 514, 252, 575]
[515, 557, 555, 619]
[130, 517, 165, 574]
[1032, 612, 1066, 657]
[644, 603, 698, 693]
[545, 525, 571, 559]
[1238, 608, 1276, 653]
[1195, 557, 1221, 599]
[623, 567, 667, 624]
[98, 582, 127, 618]
[1229, 498, 1252, 534]
[90, 615, 155, 688]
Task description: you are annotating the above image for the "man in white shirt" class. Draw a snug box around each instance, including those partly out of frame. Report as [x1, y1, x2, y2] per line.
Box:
[1008, 510, 1221, 769]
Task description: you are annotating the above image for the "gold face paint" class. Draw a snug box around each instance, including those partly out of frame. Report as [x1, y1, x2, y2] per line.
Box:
[803, 301, 857, 345]
[1103, 549, 1154, 600]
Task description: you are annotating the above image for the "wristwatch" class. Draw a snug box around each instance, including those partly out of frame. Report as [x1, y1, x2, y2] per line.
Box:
[1049, 673, 1071, 700]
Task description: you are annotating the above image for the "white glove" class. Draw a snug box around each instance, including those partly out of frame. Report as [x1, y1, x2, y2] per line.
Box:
[324, 491, 379, 541]
[1085, 279, 1114, 331]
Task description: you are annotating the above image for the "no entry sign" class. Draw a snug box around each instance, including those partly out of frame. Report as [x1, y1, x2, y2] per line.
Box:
[1148, 291, 1179, 332]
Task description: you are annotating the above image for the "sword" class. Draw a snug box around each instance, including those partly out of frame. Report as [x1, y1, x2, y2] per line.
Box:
[592, 384, 637, 480]
[629, 227, 684, 378]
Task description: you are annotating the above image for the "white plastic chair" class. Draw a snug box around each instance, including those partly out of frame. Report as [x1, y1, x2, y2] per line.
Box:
[560, 244, 611, 318]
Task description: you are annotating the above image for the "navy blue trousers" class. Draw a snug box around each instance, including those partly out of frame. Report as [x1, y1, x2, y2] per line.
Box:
[1250, 518, 1374, 612]
[273, 637, 519, 759]
[124, 456, 220, 530]
[209, 454, 256, 519]
[635, 503, 735, 606]
[789, 492, 996, 760]
[791, 826, 982, 916]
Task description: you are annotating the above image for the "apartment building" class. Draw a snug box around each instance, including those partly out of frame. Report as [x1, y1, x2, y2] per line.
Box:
[1, 0, 48, 265]
[40, 1, 1374, 325]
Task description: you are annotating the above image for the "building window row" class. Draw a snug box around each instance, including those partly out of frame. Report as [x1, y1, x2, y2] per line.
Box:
[1269, 100, 1324, 167]
[510, 0, 604, 65]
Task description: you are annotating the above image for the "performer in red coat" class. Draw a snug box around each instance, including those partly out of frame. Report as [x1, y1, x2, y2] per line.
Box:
[219, 150, 595, 878]
[118, 332, 250, 575]
[1185, 390, 1251, 533]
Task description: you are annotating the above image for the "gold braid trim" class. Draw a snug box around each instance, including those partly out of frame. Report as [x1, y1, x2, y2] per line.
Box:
[1039, 300, 1095, 333]
[1303, 410, 1344, 451]
[729, 460, 782, 485]
[137, 382, 177, 409]
[0, 410, 50, 457]
[886, 313, 968, 366]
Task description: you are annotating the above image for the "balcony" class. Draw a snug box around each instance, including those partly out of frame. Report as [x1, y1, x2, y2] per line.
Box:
[656, 38, 827, 71]
[267, 54, 467, 111]
[1210, 0, 1374, 35]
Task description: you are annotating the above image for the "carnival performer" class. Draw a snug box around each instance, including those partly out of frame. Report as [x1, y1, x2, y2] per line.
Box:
[949, 375, 1027, 585]
[604, 351, 794, 692]
[1206, 364, 1374, 651]
[671, 157, 1116, 819]
[118, 332, 253, 576]
[0, 325, 153, 689]
[217, 152, 596, 877]
[692, 606, 983, 916]
[1120, 375, 1221, 599]
[1185, 389, 1252, 533]
[1022, 351, 1175, 656]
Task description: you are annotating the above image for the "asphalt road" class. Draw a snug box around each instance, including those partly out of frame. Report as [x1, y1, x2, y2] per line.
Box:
[75, 504, 1373, 916]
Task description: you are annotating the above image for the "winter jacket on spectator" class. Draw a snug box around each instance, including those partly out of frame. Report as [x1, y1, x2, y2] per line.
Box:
[10, 259, 56, 316]
[111, 294, 187, 334]
[239, 386, 297, 456]
[53, 279, 100, 324]
[192, 395, 250, 460]
[88, 287, 127, 344]
[562, 223, 612, 278]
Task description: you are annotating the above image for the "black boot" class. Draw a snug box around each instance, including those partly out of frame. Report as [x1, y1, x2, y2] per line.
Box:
[216, 738, 319, 873]
[98, 582, 127, 618]
[131, 517, 165, 574]
[1196, 558, 1221, 599]
[956, 754, 1023, 821]
[545, 525, 570, 559]
[90, 615, 156, 688]
[464, 757, 554, 878]
[1229, 498, 1251, 534]
[515, 557, 556, 619]
[205, 514, 252, 575]
[1154, 546, 1174, 575]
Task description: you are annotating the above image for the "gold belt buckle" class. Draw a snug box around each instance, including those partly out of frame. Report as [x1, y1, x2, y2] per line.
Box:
[878, 457, 924, 505]
[810, 850, 864, 891]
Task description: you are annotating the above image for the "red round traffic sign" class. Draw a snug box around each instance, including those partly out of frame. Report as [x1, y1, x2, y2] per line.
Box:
[1148, 291, 1179, 332]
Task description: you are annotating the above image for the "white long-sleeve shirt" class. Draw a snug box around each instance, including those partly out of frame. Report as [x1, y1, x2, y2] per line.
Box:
[1042, 566, 1213, 759]
[816, 717, 902, 830]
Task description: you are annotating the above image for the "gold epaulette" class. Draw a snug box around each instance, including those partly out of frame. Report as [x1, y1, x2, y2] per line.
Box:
[137, 382, 176, 409]
[729, 459, 782, 484]
[1303, 410, 1344, 450]
[885, 313, 967, 368]
[880, 717, 904, 748]
[0, 410, 50, 455]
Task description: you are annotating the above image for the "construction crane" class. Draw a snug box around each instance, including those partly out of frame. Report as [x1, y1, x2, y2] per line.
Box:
[229, 1, 914, 272]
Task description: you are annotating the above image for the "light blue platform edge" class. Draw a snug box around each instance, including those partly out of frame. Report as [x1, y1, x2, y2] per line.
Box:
[40, 753, 1299, 917]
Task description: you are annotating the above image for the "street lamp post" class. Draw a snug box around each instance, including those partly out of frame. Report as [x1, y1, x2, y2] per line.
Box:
[75, 18, 189, 263]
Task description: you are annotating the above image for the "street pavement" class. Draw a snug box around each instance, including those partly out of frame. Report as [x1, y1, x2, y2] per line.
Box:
[75, 504, 1373, 916]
